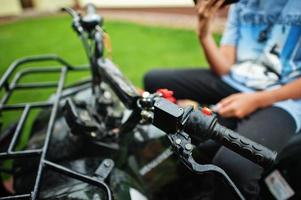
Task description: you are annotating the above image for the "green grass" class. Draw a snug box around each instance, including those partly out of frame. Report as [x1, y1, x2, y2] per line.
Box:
[0, 14, 221, 157]
[0, 14, 222, 84]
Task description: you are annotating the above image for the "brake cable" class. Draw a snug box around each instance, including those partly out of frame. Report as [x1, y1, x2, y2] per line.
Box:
[104, 32, 113, 60]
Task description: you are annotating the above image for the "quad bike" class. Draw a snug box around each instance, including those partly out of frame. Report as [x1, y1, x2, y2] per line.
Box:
[0, 4, 300, 200]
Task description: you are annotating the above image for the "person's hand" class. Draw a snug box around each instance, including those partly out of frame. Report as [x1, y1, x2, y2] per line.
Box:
[217, 93, 266, 118]
[196, 0, 225, 39]
[177, 99, 199, 109]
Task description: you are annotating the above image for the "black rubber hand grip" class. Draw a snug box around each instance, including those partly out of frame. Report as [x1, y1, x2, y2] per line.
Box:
[212, 123, 277, 168]
[185, 111, 277, 169]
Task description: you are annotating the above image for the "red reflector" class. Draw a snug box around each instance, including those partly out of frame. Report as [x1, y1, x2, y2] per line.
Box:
[202, 107, 212, 116]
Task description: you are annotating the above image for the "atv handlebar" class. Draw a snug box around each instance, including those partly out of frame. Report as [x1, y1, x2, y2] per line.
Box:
[62, 7, 79, 19]
[153, 98, 277, 169]
[185, 111, 277, 169]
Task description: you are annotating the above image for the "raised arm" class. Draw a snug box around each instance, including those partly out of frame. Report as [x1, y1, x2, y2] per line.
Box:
[196, 0, 237, 75]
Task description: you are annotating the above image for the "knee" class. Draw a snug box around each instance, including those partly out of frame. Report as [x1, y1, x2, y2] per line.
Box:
[143, 69, 165, 93]
[143, 70, 155, 91]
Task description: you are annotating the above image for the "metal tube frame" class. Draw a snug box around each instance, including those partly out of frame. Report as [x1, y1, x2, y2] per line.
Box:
[0, 55, 112, 200]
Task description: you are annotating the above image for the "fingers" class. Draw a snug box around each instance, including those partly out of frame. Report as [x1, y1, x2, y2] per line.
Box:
[218, 93, 259, 119]
[197, 0, 223, 14]
[196, 0, 216, 14]
[218, 94, 243, 118]
[177, 99, 199, 109]
[208, 0, 224, 11]
[219, 103, 245, 118]
[218, 102, 236, 117]
[209, 0, 225, 17]
[218, 94, 237, 107]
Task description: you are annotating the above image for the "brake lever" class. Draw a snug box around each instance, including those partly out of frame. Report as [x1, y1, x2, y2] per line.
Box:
[168, 131, 245, 200]
[62, 7, 84, 35]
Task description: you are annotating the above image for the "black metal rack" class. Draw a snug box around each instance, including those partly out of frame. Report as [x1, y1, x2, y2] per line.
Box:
[0, 55, 112, 200]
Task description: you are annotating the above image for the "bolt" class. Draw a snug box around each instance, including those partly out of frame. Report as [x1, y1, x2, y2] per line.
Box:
[91, 132, 97, 138]
[185, 143, 193, 151]
[104, 160, 111, 167]
[142, 91, 150, 98]
[175, 138, 182, 145]
[104, 91, 111, 99]
[81, 111, 91, 122]
[141, 110, 152, 121]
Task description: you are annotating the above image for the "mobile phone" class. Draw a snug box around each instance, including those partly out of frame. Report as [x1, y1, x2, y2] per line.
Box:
[193, 0, 239, 6]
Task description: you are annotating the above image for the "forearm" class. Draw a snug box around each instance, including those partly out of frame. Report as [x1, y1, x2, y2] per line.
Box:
[199, 35, 234, 76]
[257, 78, 301, 108]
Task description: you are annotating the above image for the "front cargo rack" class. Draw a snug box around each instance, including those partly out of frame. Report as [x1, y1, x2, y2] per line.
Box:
[0, 55, 112, 200]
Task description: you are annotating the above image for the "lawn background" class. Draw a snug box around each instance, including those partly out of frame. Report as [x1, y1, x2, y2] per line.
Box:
[0, 14, 223, 85]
